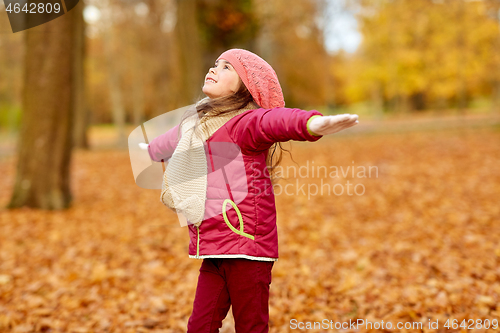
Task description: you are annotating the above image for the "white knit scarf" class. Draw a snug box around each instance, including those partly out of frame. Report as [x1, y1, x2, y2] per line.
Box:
[161, 98, 259, 227]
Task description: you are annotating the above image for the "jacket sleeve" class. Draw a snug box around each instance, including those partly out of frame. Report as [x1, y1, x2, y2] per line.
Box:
[232, 108, 324, 153]
[147, 124, 181, 162]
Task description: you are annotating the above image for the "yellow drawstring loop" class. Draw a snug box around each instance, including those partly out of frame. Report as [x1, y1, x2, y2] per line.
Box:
[222, 199, 254, 240]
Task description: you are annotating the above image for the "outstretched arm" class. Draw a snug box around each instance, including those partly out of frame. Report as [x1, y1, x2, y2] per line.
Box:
[307, 114, 358, 136]
[232, 108, 325, 153]
[232, 108, 359, 153]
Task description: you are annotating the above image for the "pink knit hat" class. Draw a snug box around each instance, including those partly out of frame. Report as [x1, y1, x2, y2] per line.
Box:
[216, 49, 285, 109]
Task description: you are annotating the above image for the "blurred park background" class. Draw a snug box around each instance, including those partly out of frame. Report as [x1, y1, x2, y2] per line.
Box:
[1, 0, 500, 148]
[1, 0, 500, 332]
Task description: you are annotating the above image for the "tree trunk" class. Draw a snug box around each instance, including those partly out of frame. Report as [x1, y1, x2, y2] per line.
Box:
[174, 0, 203, 105]
[104, 29, 127, 148]
[371, 83, 384, 120]
[7, 8, 78, 210]
[495, 82, 500, 113]
[72, 2, 89, 149]
[132, 70, 144, 126]
[456, 0, 467, 114]
[132, 42, 144, 126]
[397, 94, 411, 114]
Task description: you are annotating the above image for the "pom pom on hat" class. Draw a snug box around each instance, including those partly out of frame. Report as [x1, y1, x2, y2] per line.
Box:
[216, 48, 285, 109]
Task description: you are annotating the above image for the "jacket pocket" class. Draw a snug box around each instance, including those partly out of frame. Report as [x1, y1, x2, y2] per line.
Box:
[222, 199, 254, 240]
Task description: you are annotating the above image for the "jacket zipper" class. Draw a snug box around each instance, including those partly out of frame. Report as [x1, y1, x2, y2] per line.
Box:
[195, 138, 210, 260]
[206, 140, 216, 173]
[196, 225, 200, 258]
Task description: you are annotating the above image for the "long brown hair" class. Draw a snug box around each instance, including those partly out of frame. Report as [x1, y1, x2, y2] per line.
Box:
[177, 78, 292, 186]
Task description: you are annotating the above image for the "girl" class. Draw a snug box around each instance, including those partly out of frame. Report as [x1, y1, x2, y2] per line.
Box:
[141, 48, 358, 332]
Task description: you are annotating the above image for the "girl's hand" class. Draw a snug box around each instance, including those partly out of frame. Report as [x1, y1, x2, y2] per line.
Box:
[309, 114, 359, 136]
[139, 143, 149, 150]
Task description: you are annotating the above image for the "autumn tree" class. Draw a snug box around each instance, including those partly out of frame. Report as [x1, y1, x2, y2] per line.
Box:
[197, 0, 259, 70]
[173, 0, 203, 105]
[258, 0, 331, 109]
[0, 19, 24, 135]
[349, 0, 500, 113]
[72, 3, 89, 148]
[7, 3, 83, 209]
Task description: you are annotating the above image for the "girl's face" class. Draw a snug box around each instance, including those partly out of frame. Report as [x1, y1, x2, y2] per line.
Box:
[202, 59, 241, 99]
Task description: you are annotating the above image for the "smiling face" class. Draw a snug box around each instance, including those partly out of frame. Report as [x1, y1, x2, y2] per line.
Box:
[202, 59, 242, 99]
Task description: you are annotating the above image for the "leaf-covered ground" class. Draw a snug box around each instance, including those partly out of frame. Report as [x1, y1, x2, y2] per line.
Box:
[1, 127, 500, 332]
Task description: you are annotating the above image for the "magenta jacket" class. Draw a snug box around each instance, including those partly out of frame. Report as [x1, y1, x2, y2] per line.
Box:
[148, 107, 323, 261]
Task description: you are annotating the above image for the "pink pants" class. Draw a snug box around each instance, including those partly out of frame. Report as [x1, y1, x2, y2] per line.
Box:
[187, 258, 274, 333]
